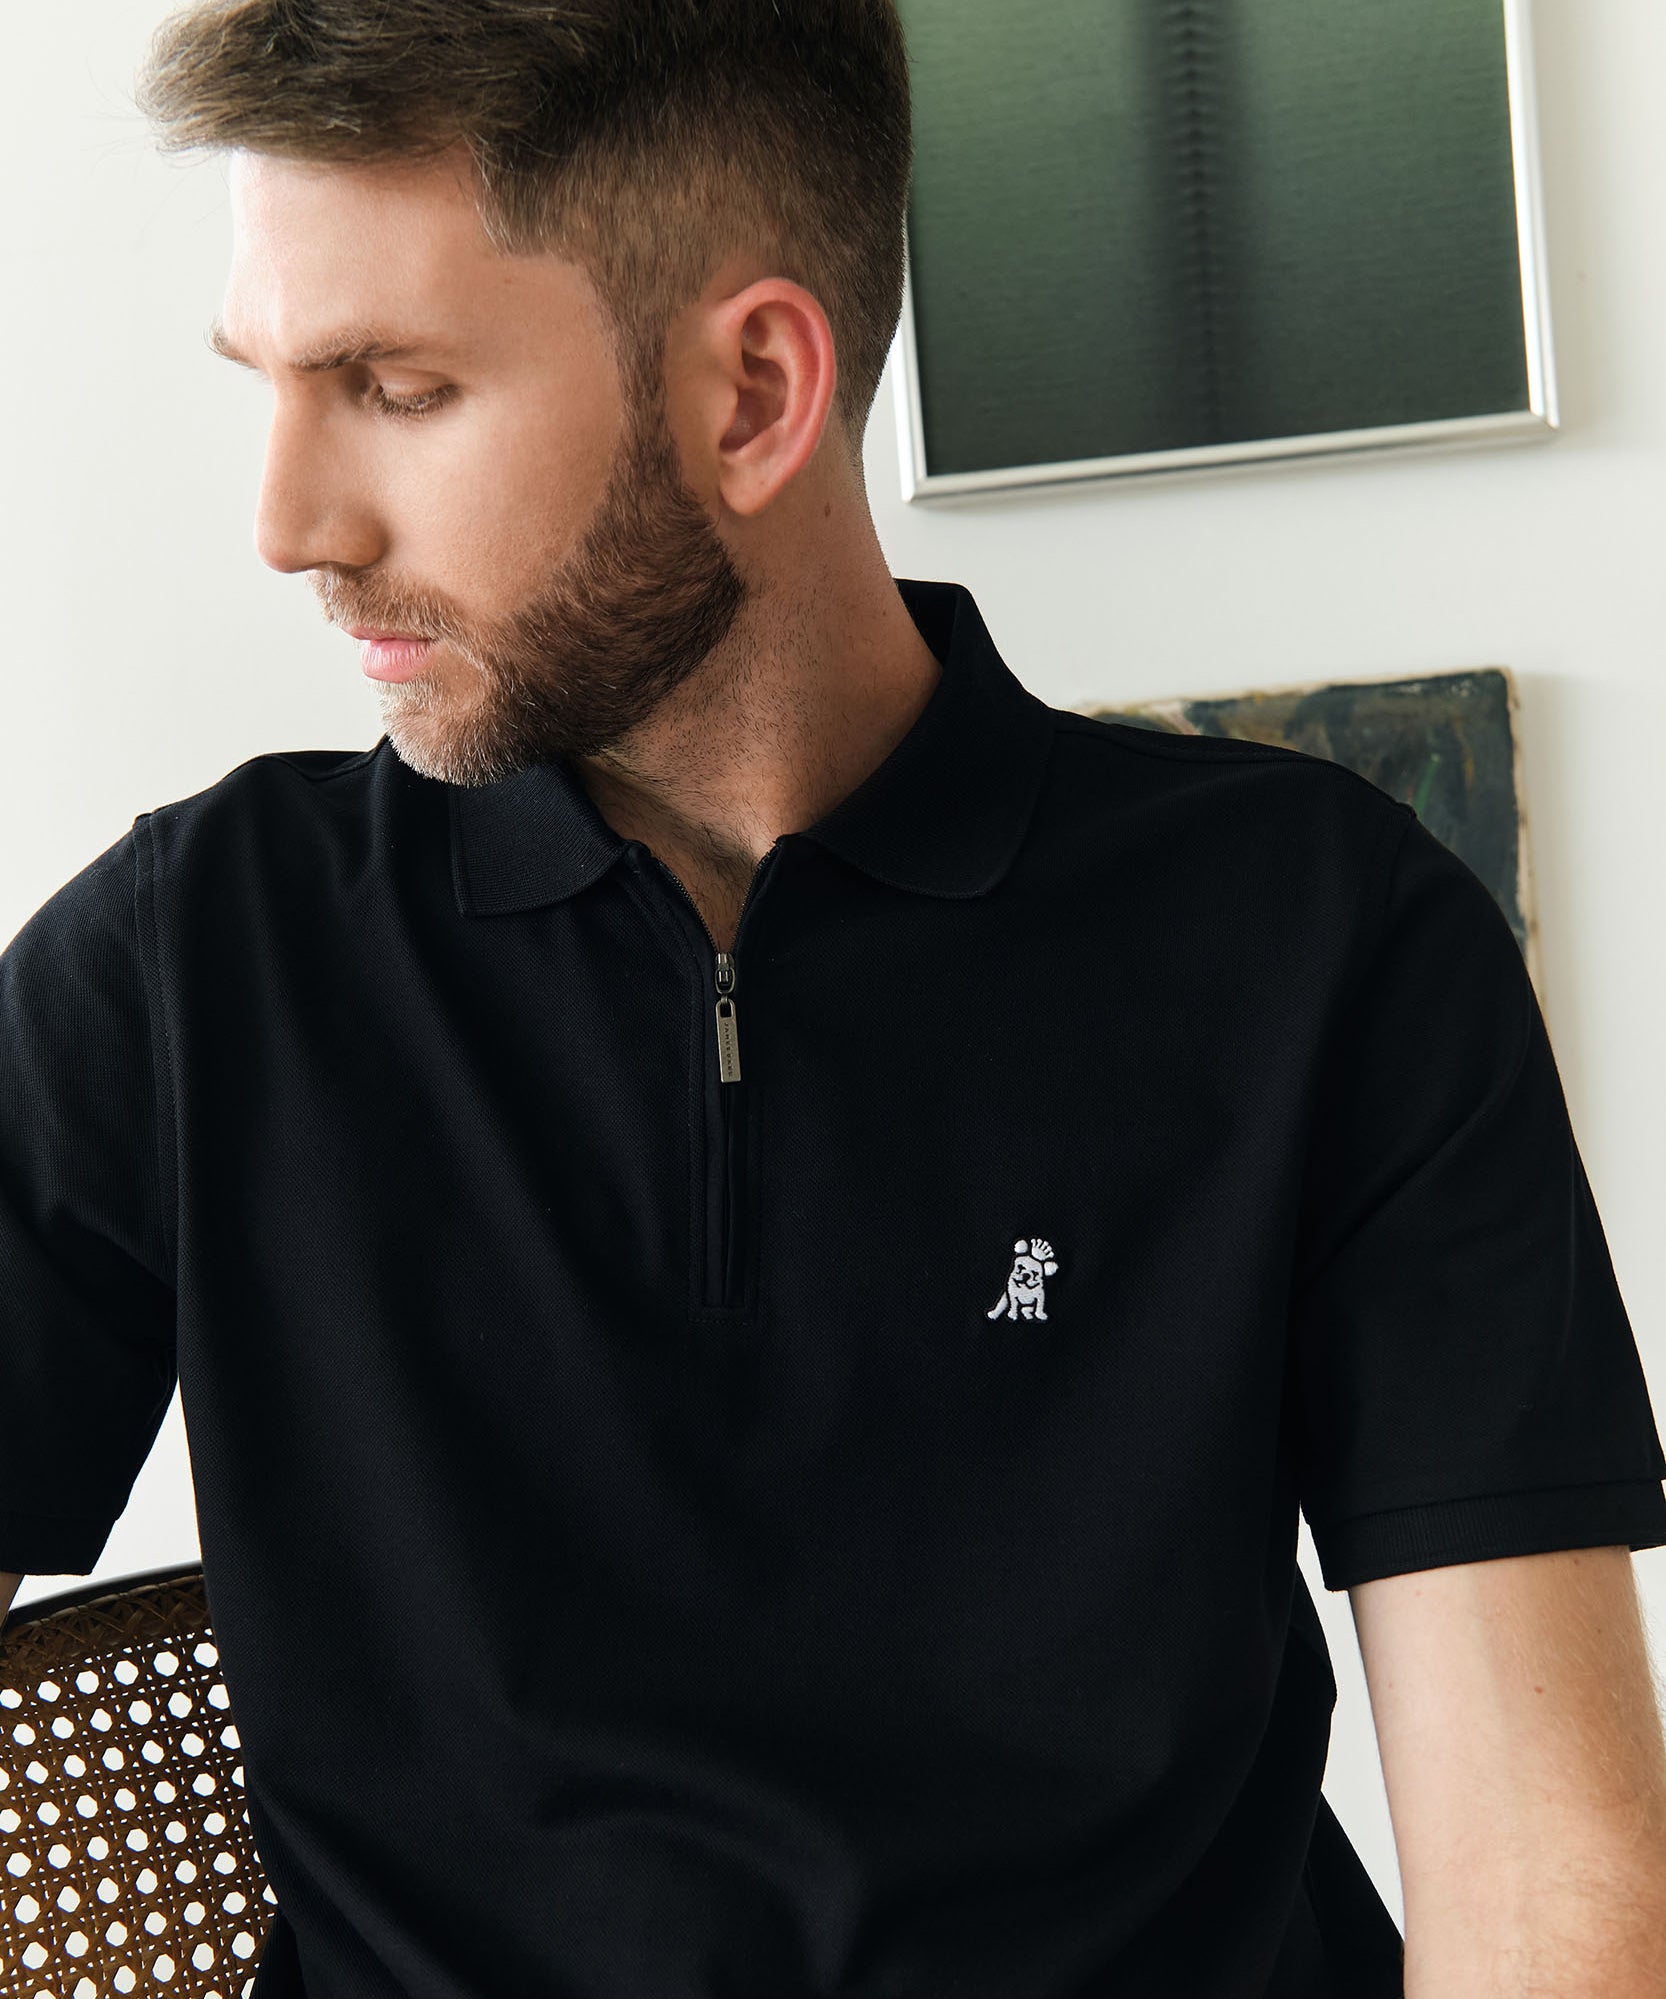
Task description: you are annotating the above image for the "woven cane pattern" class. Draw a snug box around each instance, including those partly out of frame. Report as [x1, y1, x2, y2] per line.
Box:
[0, 1566, 277, 1999]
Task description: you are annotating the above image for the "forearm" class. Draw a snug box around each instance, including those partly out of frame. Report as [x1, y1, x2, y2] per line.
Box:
[1405, 1860, 1666, 1999]
[1366, 1545, 1666, 1999]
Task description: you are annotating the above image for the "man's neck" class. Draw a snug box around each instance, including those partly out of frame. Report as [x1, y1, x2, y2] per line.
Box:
[570, 569, 942, 952]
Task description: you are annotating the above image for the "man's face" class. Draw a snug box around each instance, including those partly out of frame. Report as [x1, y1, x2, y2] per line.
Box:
[218, 146, 750, 787]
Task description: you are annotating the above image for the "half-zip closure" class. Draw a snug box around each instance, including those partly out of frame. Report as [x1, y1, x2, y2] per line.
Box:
[636, 842, 783, 1311]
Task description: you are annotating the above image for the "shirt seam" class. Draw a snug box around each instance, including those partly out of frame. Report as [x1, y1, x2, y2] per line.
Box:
[1328, 797, 1418, 1021]
[1288, 800, 1541, 1316]
[131, 811, 180, 1280]
[1053, 711, 1389, 778]
[1284, 800, 1417, 1309]
[1054, 714, 1300, 760]
[244, 741, 383, 787]
[1308, 1471, 1665, 1533]
[449, 785, 476, 915]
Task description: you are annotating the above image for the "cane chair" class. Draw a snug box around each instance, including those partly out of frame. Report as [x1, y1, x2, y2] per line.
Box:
[0, 1562, 278, 1998]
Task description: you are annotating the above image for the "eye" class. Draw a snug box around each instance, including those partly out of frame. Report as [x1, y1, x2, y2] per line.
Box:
[366, 383, 455, 421]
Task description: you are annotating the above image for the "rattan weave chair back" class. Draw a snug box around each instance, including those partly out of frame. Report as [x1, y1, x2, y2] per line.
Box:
[0, 1562, 277, 1999]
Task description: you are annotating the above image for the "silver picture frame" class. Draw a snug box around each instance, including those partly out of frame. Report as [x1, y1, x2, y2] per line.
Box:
[893, 0, 1556, 502]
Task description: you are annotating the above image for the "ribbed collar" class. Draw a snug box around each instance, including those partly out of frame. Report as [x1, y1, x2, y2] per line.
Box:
[448, 576, 1055, 916]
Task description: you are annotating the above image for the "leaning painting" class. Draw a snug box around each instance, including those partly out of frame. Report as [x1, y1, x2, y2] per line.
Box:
[1082, 670, 1542, 998]
[893, 0, 1555, 496]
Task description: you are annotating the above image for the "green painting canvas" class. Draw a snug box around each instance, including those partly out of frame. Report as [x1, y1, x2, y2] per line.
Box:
[1084, 668, 1540, 991]
[895, 0, 1549, 491]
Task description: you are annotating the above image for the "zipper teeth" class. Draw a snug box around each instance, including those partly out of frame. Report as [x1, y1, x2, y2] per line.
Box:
[651, 856, 718, 955]
[638, 842, 775, 1312]
[648, 844, 779, 961]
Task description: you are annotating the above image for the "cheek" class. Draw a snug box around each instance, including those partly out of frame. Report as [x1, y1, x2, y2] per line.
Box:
[484, 383, 620, 522]
[406, 400, 609, 578]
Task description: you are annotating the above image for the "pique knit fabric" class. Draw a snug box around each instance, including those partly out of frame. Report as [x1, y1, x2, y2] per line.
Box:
[3, 576, 1663, 1998]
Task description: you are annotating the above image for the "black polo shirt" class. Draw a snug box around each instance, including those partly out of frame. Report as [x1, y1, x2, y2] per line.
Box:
[4, 575, 1665, 1999]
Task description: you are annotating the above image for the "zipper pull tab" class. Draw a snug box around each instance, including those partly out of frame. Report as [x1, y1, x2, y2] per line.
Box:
[714, 951, 741, 1083]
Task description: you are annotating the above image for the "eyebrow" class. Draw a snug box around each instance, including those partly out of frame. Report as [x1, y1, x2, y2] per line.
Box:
[204, 317, 458, 374]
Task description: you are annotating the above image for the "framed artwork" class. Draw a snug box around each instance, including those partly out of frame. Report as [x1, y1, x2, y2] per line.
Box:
[1083, 667, 1541, 996]
[893, 0, 1555, 498]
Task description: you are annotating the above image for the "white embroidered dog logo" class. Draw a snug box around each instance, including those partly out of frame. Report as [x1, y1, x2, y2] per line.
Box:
[987, 1238, 1058, 1321]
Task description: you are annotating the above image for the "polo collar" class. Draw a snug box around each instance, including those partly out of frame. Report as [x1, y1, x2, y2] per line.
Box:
[448, 576, 1055, 916]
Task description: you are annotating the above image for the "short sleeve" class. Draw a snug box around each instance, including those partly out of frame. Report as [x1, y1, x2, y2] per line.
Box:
[1290, 802, 1666, 1591]
[0, 819, 177, 1576]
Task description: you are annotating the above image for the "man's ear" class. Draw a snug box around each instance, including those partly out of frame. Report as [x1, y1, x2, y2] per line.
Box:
[683, 276, 839, 519]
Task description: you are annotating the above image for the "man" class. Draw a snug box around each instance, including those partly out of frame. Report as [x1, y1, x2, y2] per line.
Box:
[3, 3, 1666, 1994]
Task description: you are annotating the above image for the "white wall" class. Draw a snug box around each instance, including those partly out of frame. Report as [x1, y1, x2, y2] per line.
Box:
[5, 0, 1663, 1937]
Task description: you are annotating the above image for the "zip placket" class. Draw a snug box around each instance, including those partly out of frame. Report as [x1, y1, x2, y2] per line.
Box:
[636, 842, 783, 1311]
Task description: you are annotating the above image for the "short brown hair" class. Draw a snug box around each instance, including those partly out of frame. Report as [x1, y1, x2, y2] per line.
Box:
[133, 0, 915, 465]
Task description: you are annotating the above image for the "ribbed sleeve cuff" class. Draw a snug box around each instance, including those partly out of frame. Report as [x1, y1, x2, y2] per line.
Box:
[1310, 1476, 1666, 1592]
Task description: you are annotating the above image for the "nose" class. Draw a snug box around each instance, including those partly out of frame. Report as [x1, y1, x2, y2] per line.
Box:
[252, 397, 385, 575]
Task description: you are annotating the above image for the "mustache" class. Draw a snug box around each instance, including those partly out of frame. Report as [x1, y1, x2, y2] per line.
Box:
[316, 583, 440, 640]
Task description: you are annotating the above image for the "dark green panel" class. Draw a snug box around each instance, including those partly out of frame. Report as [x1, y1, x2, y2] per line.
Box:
[1208, 0, 1529, 438]
[896, 0, 1533, 474]
[901, 0, 1196, 470]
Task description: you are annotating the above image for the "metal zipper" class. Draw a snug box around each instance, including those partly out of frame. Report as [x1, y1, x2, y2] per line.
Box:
[638, 842, 783, 1309]
[644, 845, 781, 1085]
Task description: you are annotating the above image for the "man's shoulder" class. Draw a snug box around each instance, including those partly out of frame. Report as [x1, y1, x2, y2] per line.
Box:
[1041, 705, 1409, 857]
[144, 739, 387, 827]
[137, 738, 403, 864]
[1051, 705, 1391, 785]
[3, 747, 389, 975]
[127, 738, 441, 937]
[1029, 706, 1418, 991]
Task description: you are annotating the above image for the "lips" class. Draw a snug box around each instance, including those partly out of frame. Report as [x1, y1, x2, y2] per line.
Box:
[357, 634, 436, 683]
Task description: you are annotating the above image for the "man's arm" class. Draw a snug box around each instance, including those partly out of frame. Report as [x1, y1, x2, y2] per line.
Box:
[1, 1571, 21, 1623]
[1350, 1544, 1666, 1998]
